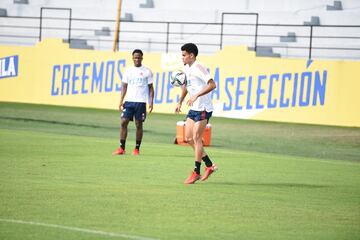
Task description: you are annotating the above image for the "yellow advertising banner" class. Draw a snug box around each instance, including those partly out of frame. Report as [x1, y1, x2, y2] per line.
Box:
[0, 39, 359, 127]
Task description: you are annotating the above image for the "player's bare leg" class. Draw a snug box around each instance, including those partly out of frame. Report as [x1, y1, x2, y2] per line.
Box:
[186, 118, 217, 182]
[184, 118, 203, 183]
[133, 120, 143, 155]
[198, 119, 217, 181]
[185, 118, 207, 158]
[113, 118, 130, 155]
[121, 118, 130, 140]
[193, 120, 207, 163]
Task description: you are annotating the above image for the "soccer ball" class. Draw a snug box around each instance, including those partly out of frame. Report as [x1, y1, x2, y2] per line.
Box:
[171, 70, 186, 87]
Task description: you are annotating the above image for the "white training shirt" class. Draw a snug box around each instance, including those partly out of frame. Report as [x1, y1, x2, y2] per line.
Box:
[183, 60, 214, 112]
[122, 65, 153, 103]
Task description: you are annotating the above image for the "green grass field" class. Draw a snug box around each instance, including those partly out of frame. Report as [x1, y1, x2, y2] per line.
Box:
[0, 102, 359, 240]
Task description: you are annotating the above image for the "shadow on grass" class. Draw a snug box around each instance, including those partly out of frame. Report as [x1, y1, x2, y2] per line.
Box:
[0, 116, 117, 129]
[208, 182, 330, 189]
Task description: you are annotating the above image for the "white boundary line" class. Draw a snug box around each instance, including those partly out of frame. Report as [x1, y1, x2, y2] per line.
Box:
[0, 218, 159, 240]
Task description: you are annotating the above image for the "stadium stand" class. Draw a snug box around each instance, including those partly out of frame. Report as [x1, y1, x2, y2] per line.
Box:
[0, 0, 360, 59]
[0, 8, 7, 16]
[13, 0, 29, 4]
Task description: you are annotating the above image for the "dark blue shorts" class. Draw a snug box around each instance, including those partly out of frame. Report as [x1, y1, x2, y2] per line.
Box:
[187, 110, 212, 122]
[121, 102, 147, 122]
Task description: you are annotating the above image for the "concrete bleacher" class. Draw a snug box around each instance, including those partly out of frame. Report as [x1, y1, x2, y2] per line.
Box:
[0, 0, 360, 60]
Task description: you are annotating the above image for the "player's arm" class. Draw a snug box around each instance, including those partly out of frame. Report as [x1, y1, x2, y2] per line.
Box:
[119, 83, 128, 111]
[187, 79, 216, 106]
[148, 83, 154, 113]
[175, 85, 188, 113]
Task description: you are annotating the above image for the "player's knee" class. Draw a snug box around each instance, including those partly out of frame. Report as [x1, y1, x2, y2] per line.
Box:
[194, 137, 202, 145]
[193, 132, 202, 141]
[135, 121, 143, 129]
[185, 136, 194, 144]
[121, 121, 129, 128]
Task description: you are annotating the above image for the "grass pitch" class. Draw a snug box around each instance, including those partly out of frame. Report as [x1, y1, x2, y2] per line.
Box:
[0, 102, 359, 240]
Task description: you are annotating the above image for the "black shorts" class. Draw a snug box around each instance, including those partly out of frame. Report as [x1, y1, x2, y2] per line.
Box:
[121, 101, 146, 122]
[187, 110, 212, 122]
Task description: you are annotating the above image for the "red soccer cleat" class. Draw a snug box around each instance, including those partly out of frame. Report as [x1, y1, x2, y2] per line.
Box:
[132, 149, 140, 155]
[201, 164, 218, 181]
[184, 171, 201, 184]
[112, 148, 125, 155]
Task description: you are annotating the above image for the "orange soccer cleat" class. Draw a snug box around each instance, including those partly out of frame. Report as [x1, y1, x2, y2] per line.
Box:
[112, 148, 125, 155]
[184, 171, 201, 184]
[132, 149, 140, 155]
[201, 164, 218, 181]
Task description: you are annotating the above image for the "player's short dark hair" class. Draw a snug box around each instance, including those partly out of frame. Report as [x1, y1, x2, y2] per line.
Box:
[181, 43, 198, 57]
[132, 49, 143, 56]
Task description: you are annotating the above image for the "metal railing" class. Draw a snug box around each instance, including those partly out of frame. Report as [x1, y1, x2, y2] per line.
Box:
[39, 7, 72, 42]
[1, 11, 360, 60]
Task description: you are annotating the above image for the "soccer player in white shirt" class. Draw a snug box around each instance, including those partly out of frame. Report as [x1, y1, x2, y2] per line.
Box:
[175, 43, 218, 184]
[113, 49, 154, 156]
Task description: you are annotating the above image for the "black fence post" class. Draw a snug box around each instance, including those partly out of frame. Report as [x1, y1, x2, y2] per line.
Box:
[220, 13, 224, 50]
[166, 22, 169, 53]
[68, 8, 72, 44]
[254, 13, 259, 52]
[39, 7, 43, 41]
[309, 25, 313, 59]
